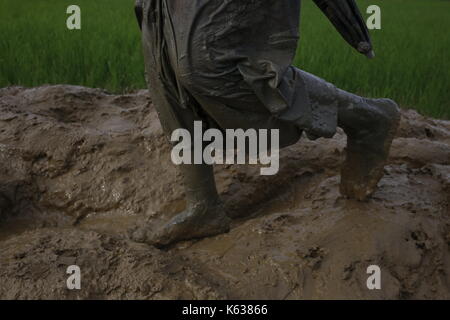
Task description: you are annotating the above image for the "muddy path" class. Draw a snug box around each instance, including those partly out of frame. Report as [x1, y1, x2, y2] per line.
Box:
[0, 85, 448, 299]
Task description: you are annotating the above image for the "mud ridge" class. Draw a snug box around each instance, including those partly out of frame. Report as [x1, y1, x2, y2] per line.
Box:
[0, 85, 449, 299]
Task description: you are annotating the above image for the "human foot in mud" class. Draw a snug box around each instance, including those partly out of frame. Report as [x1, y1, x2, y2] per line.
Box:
[133, 0, 401, 247]
[300, 71, 401, 201]
[339, 98, 401, 201]
[129, 200, 231, 248]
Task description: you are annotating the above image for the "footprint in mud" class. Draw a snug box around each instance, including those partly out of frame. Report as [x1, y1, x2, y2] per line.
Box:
[257, 214, 298, 234]
[298, 246, 327, 271]
[408, 229, 433, 251]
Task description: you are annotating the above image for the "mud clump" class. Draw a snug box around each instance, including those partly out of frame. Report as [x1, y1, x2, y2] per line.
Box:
[0, 85, 449, 299]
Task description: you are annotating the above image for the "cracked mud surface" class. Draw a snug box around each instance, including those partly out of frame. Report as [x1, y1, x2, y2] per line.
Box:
[0, 85, 449, 299]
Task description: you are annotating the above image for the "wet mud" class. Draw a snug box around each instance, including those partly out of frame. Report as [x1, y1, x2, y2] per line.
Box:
[0, 85, 449, 299]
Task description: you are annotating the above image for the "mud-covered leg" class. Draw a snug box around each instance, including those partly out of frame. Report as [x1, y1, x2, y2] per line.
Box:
[129, 90, 231, 247]
[128, 94, 232, 247]
[337, 96, 400, 200]
[299, 70, 401, 200]
[142, 163, 231, 247]
[131, 1, 231, 247]
[130, 130, 231, 247]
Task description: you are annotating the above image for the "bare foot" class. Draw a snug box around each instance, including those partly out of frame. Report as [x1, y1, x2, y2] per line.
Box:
[340, 98, 401, 201]
[129, 201, 231, 248]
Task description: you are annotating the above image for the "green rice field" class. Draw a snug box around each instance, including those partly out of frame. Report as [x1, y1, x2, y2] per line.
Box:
[0, 0, 448, 118]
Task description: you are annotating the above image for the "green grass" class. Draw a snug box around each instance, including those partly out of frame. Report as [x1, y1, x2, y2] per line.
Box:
[0, 0, 144, 92]
[297, 0, 450, 119]
[0, 0, 448, 118]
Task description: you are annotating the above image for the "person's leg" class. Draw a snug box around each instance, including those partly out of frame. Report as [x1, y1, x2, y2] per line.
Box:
[299, 70, 401, 200]
[128, 84, 231, 247]
[131, 163, 230, 247]
[129, 99, 232, 247]
[131, 0, 231, 247]
[132, 161, 230, 248]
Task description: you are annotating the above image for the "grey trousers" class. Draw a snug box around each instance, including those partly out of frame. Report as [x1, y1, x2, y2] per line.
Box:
[138, 0, 337, 147]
